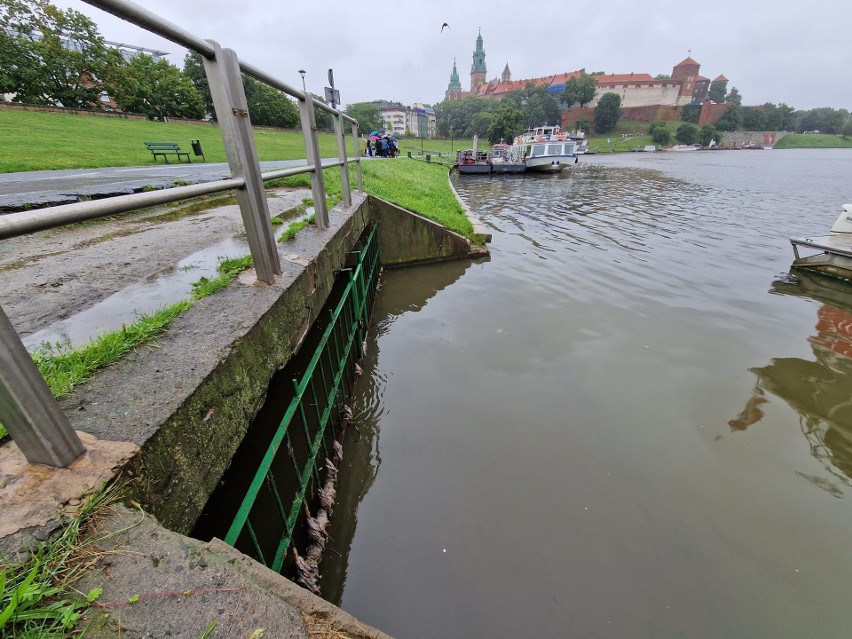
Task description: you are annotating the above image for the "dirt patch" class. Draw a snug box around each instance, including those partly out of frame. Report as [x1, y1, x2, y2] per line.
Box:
[0, 188, 310, 336]
[0, 431, 138, 538]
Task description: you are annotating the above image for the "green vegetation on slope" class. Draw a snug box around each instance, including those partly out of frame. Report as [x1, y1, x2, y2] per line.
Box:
[0, 109, 343, 172]
[774, 134, 852, 149]
[274, 158, 473, 239]
[0, 482, 120, 638]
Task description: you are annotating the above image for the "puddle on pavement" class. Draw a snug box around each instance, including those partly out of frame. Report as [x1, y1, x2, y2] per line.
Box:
[22, 209, 315, 352]
[23, 237, 247, 351]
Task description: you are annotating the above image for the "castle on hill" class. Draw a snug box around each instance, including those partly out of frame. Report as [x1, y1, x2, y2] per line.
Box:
[445, 30, 728, 110]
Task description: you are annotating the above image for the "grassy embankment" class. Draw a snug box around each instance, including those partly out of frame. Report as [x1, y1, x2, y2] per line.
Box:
[774, 134, 852, 149]
[0, 109, 476, 172]
[0, 109, 342, 172]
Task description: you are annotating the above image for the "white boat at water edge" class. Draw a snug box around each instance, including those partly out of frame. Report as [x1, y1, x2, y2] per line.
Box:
[509, 125, 579, 173]
[790, 204, 852, 280]
[670, 144, 700, 151]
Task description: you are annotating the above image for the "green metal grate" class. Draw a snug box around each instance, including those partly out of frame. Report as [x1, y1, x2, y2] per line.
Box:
[224, 224, 381, 572]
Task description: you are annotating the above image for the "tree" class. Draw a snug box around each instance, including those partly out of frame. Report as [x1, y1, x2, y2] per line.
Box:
[699, 124, 716, 146]
[648, 120, 670, 145]
[183, 51, 213, 117]
[243, 76, 299, 128]
[654, 73, 671, 80]
[714, 105, 742, 131]
[842, 118, 852, 139]
[343, 102, 382, 135]
[107, 53, 204, 120]
[593, 92, 621, 133]
[502, 83, 562, 130]
[741, 107, 766, 131]
[725, 86, 742, 106]
[675, 123, 698, 144]
[487, 102, 523, 144]
[574, 118, 591, 132]
[707, 79, 727, 103]
[561, 73, 597, 108]
[433, 95, 490, 137]
[470, 111, 492, 138]
[652, 127, 671, 145]
[312, 95, 334, 132]
[680, 104, 700, 123]
[0, 0, 121, 108]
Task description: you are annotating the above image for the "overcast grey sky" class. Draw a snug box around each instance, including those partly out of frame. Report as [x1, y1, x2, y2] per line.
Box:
[56, 0, 850, 111]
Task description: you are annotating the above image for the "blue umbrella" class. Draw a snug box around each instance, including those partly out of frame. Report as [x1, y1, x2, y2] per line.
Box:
[369, 128, 386, 136]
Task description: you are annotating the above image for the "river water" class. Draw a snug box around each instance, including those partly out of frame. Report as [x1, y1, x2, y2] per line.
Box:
[321, 149, 852, 638]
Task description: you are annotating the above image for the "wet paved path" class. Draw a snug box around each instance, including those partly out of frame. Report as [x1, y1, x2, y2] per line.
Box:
[0, 159, 335, 211]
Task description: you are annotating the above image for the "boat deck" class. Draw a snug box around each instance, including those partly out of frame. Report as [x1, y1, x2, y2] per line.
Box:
[791, 234, 852, 260]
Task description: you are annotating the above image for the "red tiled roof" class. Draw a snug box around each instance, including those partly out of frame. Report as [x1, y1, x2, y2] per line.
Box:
[595, 73, 655, 84]
[674, 56, 700, 67]
[472, 70, 585, 97]
[713, 74, 728, 82]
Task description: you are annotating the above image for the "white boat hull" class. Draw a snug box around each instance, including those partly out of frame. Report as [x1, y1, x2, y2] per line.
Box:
[524, 155, 573, 172]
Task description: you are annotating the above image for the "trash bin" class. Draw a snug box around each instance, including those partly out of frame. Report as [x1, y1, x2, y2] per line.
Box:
[191, 140, 205, 162]
[425, 154, 431, 163]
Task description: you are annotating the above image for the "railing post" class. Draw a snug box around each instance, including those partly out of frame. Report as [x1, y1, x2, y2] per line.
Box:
[202, 41, 280, 283]
[351, 122, 363, 192]
[0, 305, 86, 467]
[334, 113, 352, 207]
[298, 92, 329, 230]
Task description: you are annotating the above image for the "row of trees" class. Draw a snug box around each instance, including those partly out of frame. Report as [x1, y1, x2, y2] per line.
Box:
[0, 0, 312, 128]
[432, 83, 626, 144]
[714, 103, 850, 134]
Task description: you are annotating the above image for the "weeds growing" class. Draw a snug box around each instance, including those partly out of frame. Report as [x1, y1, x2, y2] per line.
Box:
[0, 482, 121, 638]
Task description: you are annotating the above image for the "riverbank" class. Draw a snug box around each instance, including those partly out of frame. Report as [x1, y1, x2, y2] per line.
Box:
[1, 160, 487, 635]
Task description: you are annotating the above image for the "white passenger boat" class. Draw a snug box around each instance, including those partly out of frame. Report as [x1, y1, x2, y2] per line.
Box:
[790, 204, 852, 280]
[509, 125, 579, 173]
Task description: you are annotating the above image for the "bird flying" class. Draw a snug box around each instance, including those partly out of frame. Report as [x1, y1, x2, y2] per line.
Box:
[441, 23, 450, 32]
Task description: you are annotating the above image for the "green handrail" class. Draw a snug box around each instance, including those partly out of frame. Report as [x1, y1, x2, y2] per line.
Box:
[224, 224, 380, 572]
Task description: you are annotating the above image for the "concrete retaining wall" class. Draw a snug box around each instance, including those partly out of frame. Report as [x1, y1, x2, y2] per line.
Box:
[56, 193, 485, 533]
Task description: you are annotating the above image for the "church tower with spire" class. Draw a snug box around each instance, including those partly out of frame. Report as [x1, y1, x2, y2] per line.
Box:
[470, 29, 486, 93]
[502, 63, 511, 83]
[446, 58, 463, 100]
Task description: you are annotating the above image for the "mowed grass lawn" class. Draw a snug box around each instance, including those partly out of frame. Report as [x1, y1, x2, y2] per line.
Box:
[0, 109, 346, 172]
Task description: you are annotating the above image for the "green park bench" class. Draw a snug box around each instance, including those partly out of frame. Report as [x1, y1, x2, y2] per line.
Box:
[144, 141, 191, 163]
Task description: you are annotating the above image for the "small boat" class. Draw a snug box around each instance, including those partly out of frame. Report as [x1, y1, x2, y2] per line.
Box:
[509, 125, 579, 173]
[488, 143, 526, 174]
[455, 149, 491, 174]
[643, 145, 657, 152]
[566, 130, 589, 154]
[790, 204, 852, 280]
[670, 144, 700, 151]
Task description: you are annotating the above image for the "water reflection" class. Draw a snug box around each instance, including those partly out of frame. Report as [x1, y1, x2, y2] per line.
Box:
[740, 272, 852, 492]
[320, 259, 474, 604]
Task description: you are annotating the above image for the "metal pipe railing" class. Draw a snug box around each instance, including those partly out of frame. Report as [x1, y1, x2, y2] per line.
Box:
[0, 178, 244, 240]
[1, 0, 364, 467]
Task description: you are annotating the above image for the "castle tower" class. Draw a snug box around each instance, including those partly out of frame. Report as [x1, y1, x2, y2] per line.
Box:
[502, 63, 511, 83]
[446, 58, 463, 101]
[672, 56, 701, 101]
[470, 29, 486, 93]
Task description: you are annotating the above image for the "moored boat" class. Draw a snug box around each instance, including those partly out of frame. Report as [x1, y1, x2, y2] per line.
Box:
[455, 149, 491, 174]
[790, 204, 852, 280]
[488, 143, 526, 174]
[509, 125, 579, 173]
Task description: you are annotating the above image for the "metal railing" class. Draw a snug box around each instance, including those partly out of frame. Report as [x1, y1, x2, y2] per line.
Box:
[0, 0, 365, 468]
[224, 224, 381, 571]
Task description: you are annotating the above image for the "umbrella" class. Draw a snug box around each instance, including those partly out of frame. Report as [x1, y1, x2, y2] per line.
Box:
[368, 135, 379, 140]
[387, 134, 400, 140]
[369, 129, 385, 136]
